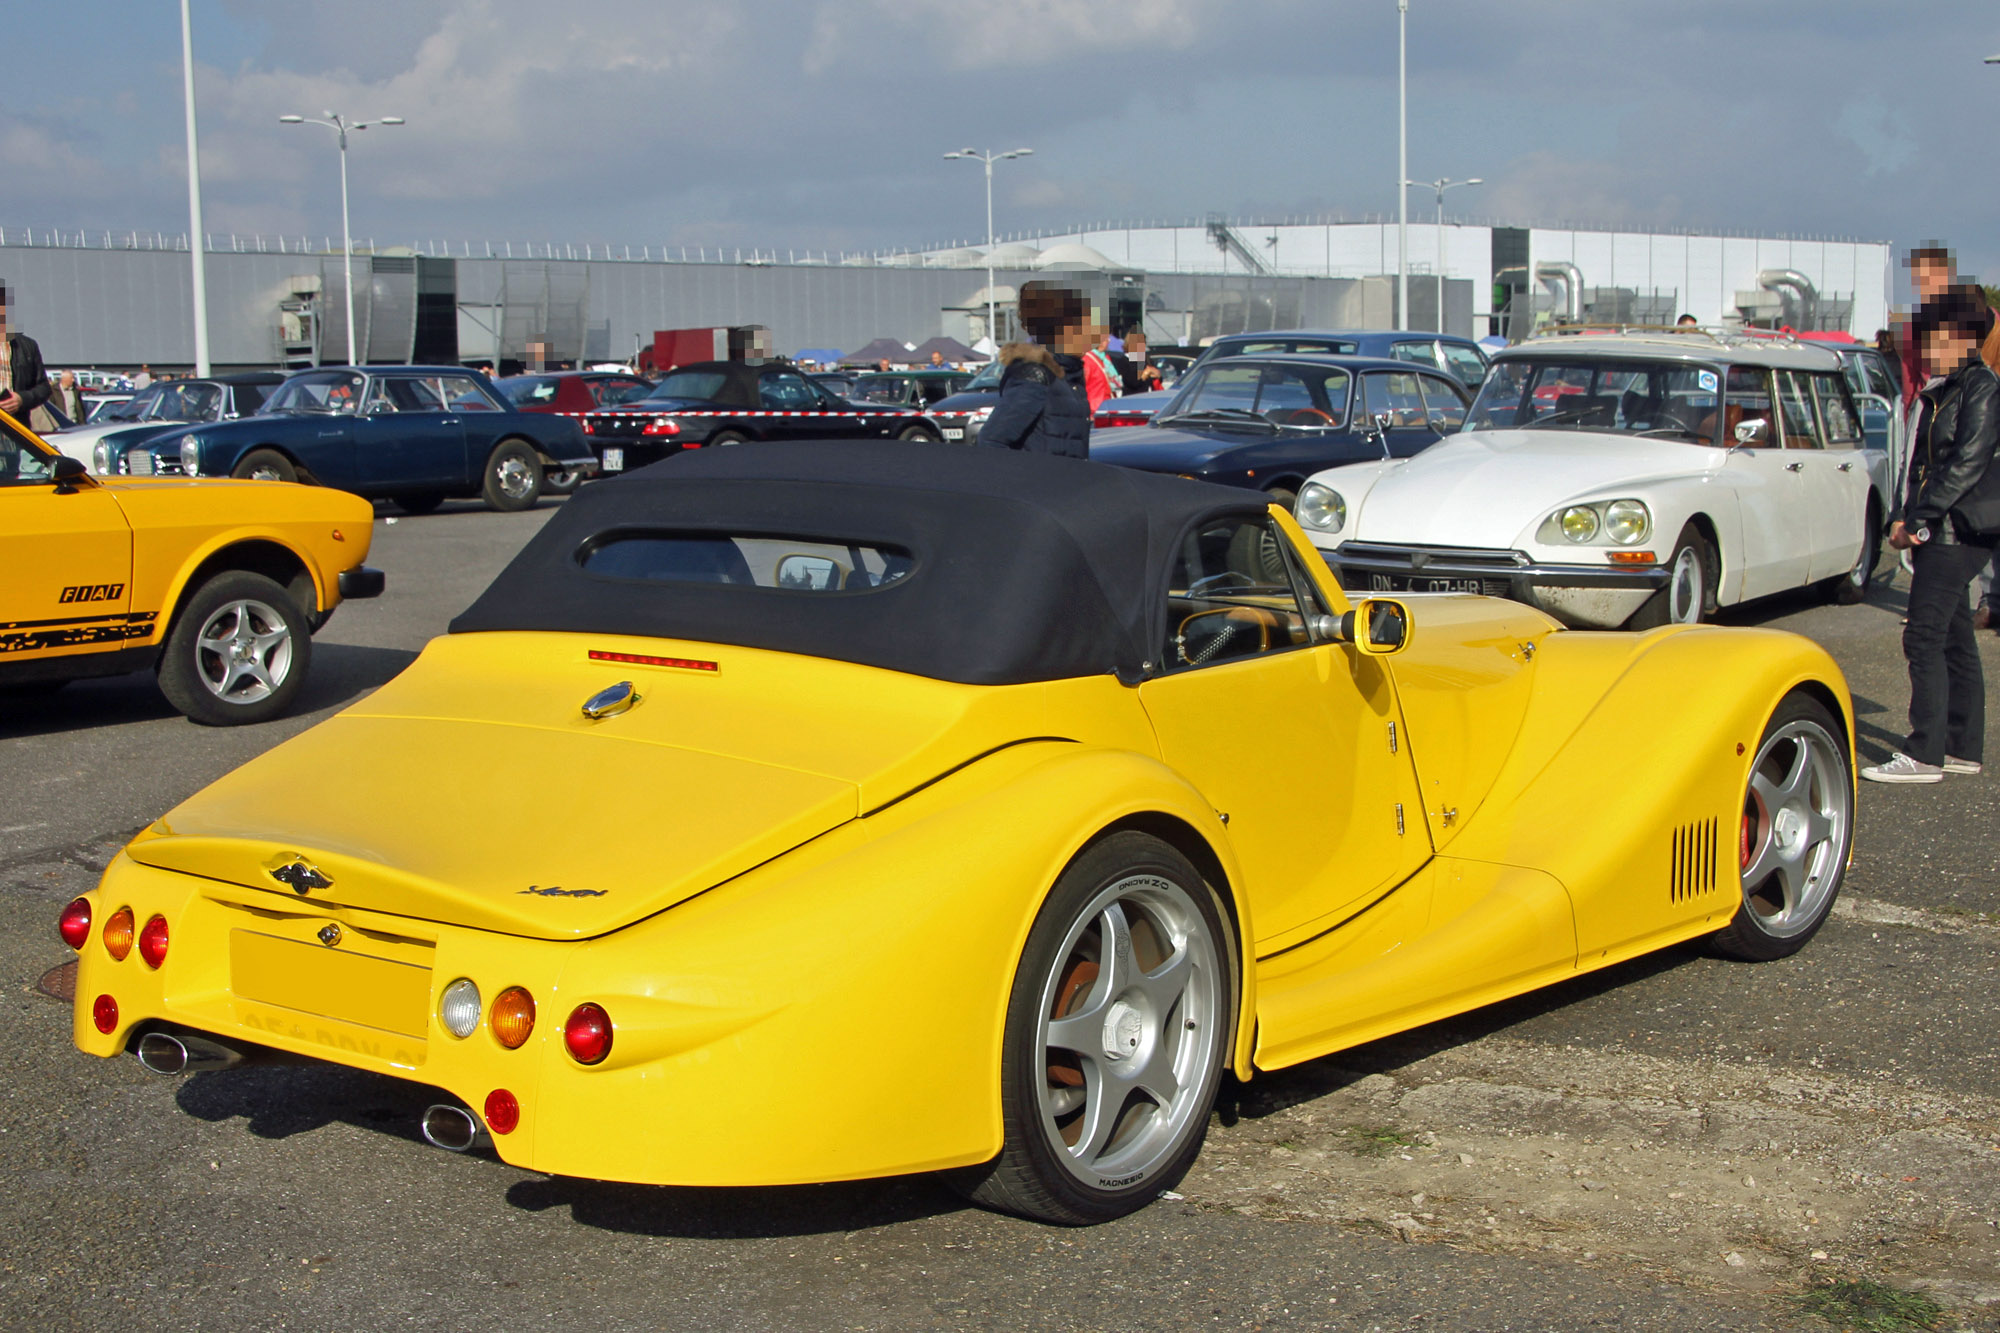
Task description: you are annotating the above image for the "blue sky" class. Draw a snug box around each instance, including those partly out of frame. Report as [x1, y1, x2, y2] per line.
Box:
[9, 1, 1996, 295]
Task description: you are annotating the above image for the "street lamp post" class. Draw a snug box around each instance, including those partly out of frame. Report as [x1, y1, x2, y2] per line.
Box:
[1402, 176, 1481, 333]
[945, 147, 1032, 351]
[280, 111, 405, 366]
[1396, 0, 1409, 331]
[179, 0, 210, 377]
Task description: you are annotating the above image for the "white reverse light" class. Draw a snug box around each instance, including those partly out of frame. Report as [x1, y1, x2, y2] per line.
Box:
[439, 977, 481, 1039]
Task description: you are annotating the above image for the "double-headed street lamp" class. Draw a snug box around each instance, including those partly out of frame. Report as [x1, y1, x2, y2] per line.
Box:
[945, 147, 1032, 350]
[1403, 176, 1481, 332]
[280, 111, 405, 366]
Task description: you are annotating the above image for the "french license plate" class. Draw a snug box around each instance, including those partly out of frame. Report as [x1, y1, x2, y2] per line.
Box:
[602, 447, 624, 472]
[1369, 573, 1485, 594]
[941, 428, 964, 441]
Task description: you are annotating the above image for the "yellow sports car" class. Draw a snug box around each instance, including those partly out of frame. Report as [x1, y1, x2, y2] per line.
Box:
[1, 410, 382, 725]
[63, 443, 1853, 1224]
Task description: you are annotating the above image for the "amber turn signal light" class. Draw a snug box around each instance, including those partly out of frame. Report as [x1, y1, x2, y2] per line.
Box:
[138, 915, 169, 969]
[58, 898, 91, 950]
[1606, 550, 1657, 565]
[490, 987, 535, 1050]
[102, 907, 135, 961]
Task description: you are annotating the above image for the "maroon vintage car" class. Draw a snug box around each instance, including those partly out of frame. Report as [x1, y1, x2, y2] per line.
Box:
[495, 371, 654, 490]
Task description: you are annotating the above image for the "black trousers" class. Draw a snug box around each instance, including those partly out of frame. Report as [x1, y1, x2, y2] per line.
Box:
[1902, 538, 1994, 764]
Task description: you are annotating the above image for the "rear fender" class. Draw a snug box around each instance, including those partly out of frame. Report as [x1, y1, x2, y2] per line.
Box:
[529, 742, 1255, 1186]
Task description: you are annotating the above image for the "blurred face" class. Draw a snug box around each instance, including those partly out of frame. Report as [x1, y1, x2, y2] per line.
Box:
[1912, 259, 1953, 302]
[1924, 327, 1978, 374]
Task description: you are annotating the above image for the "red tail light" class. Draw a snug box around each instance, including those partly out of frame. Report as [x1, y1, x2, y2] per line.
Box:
[580, 418, 596, 435]
[563, 1003, 613, 1064]
[484, 1088, 521, 1134]
[138, 915, 169, 969]
[92, 994, 118, 1034]
[58, 898, 91, 950]
[640, 419, 680, 437]
[1094, 412, 1150, 428]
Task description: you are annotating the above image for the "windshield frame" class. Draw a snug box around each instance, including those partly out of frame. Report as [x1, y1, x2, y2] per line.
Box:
[1157, 359, 1353, 433]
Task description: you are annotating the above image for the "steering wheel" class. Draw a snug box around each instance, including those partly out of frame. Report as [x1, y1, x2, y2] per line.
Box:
[1276, 407, 1337, 427]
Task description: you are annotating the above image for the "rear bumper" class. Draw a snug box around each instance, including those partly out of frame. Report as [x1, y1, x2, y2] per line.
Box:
[337, 565, 386, 600]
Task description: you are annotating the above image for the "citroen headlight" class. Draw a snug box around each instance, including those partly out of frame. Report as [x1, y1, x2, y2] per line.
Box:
[93, 441, 113, 474]
[1296, 482, 1347, 533]
[1559, 505, 1600, 543]
[179, 435, 201, 476]
[1603, 499, 1651, 545]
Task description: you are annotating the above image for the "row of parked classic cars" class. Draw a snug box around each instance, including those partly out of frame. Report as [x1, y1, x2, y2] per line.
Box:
[38, 324, 1906, 633]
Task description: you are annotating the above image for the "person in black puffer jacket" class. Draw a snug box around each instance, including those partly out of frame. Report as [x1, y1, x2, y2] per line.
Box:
[1865, 285, 2000, 783]
[978, 279, 1092, 458]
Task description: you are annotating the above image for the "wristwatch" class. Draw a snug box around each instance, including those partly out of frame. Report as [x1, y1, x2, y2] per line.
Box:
[1912, 524, 1932, 545]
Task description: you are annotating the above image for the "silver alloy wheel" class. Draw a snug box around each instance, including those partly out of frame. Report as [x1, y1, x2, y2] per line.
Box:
[1740, 718, 1849, 937]
[246, 463, 285, 482]
[1666, 542, 1705, 623]
[1846, 531, 1872, 587]
[1035, 873, 1223, 1190]
[193, 598, 294, 704]
[493, 455, 537, 500]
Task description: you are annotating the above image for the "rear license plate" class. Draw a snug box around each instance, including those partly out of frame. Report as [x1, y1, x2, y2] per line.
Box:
[1369, 573, 1486, 594]
[230, 929, 431, 1038]
[941, 428, 964, 441]
[602, 447, 624, 471]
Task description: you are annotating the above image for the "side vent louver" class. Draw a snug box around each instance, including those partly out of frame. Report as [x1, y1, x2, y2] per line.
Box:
[1670, 818, 1718, 903]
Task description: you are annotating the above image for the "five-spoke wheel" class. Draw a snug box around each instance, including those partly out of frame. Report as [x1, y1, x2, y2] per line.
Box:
[1713, 694, 1852, 960]
[956, 831, 1233, 1224]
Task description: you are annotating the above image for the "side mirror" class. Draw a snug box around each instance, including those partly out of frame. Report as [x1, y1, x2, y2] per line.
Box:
[51, 455, 89, 493]
[775, 554, 844, 591]
[1732, 418, 1769, 447]
[1326, 598, 1411, 655]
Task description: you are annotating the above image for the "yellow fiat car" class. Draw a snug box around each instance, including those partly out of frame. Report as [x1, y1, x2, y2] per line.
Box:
[1, 410, 382, 725]
[64, 443, 1851, 1224]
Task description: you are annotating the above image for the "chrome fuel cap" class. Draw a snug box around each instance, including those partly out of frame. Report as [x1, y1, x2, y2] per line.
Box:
[581, 680, 640, 720]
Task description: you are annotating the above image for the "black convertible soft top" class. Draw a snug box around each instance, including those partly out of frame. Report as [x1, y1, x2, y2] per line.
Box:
[450, 442, 1267, 685]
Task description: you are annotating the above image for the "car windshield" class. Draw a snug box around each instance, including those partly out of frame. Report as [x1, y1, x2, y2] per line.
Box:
[1158, 362, 1351, 431]
[267, 372, 365, 415]
[1465, 358, 1723, 444]
[849, 378, 908, 404]
[104, 388, 159, 421]
[643, 370, 728, 402]
[500, 376, 561, 406]
[965, 361, 1002, 390]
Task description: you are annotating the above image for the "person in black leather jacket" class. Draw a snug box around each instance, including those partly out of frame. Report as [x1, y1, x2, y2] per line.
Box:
[0, 285, 53, 424]
[978, 279, 1091, 459]
[1866, 287, 2000, 783]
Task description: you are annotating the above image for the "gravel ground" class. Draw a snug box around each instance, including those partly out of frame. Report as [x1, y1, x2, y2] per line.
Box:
[3, 498, 1996, 1332]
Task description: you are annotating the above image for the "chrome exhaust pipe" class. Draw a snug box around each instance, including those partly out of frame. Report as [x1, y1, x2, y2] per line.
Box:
[420, 1103, 488, 1153]
[135, 1031, 247, 1075]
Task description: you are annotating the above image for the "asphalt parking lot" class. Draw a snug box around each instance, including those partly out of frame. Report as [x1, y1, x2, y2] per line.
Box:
[3, 498, 1997, 1332]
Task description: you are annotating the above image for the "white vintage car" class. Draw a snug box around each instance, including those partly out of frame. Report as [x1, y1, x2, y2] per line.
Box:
[1295, 332, 1894, 629]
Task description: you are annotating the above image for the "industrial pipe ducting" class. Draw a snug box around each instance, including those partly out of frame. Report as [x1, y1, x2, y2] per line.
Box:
[1758, 269, 1819, 329]
[1535, 262, 1585, 322]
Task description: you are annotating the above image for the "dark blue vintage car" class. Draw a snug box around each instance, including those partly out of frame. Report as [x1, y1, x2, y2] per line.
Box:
[118, 366, 596, 513]
[1193, 328, 1491, 390]
[1088, 354, 1470, 508]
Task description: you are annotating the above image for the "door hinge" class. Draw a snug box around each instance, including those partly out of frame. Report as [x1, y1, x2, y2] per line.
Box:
[1395, 803, 1405, 836]
[1387, 721, 1398, 754]
[1436, 807, 1459, 829]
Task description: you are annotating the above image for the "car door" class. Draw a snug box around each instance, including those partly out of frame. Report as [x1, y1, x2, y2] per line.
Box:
[1137, 511, 1429, 947]
[1803, 371, 1874, 581]
[352, 375, 465, 491]
[1772, 369, 1853, 583]
[1439, 341, 1491, 391]
[1358, 370, 1449, 458]
[0, 428, 133, 664]
[1718, 366, 1811, 599]
[1416, 371, 1469, 433]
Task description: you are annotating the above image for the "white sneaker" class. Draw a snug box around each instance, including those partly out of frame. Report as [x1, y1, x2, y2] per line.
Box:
[1944, 756, 1983, 775]
[1861, 753, 1944, 784]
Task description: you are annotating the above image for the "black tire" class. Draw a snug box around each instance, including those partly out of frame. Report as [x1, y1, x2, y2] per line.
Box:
[1828, 501, 1882, 605]
[542, 468, 583, 496]
[155, 570, 313, 727]
[897, 424, 941, 443]
[395, 493, 445, 516]
[1263, 485, 1299, 514]
[705, 431, 748, 448]
[951, 830, 1237, 1225]
[1711, 693, 1852, 961]
[481, 439, 543, 512]
[1626, 523, 1714, 630]
[231, 449, 298, 483]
